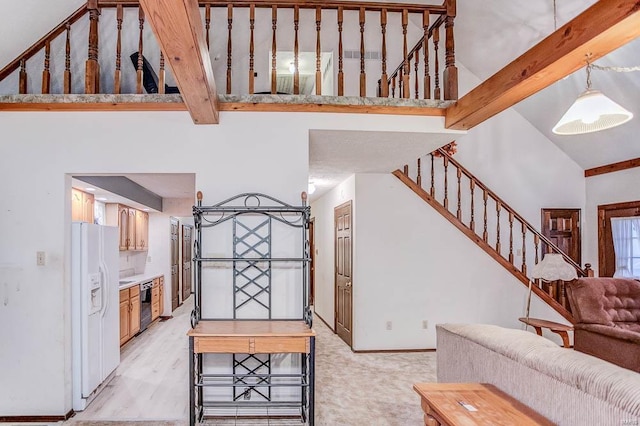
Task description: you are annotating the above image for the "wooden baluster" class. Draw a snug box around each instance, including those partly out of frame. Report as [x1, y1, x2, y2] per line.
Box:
[423, 11, 430, 99]
[430, 154, 435, 197]
[315, 7, 322, 95]
[377, 79, 381, 97]
[402, 9, 410, 99]
[482, 190, 488, 242]
[41, 40, 51, 94]
[496, 201, 501, 254]
[271, 6, 277, 94]
[227, 4, 233, 95]
[379, 9, 388, 97]
[158, 52, 165, 94]
[293, 5, 300, 95]
[337, 7, 344, 96]
[249, 4, 255, 94]
[64, 22, 72, 94]
[444, 0, 458, 100]
[391, 76, 396, 98]
[585, 263, 594, 277]
[205, 5, 211, 51]
[399, 68, 403, 97]
[521, 223, 527, 275]
[359, 7, 366, 97]
[19, 59, 27, 94]
[534, 234, 540, 265]
[456, 167, 462, 220]
[469, 180, 475, 231]
[417, 158, 422, 187]
[414, 49, 420, 99]
[433, 26, 441, 100]
[508, 213, 514, 263]
[443, 157, 449, 210]
[136, 7, 144, 94]
[85, 0, 100, 94]
[114, 5, 123, 94]
[403, 164, 409, 176]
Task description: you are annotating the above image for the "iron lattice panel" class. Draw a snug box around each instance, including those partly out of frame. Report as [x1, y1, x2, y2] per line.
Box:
[232, 354, 271, 402]
[233, 217, 272, 318]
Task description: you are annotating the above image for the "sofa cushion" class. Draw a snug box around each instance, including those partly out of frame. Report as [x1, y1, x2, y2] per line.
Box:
[576, 323, 640, 344]
[566, 277, 640, 325]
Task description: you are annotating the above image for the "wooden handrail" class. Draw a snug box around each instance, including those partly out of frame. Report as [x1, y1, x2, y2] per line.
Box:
[387, 15, 445, 84]
[98, 0, 447, 14]
[0, 4, 88, 82]
[435, 147, 588, 277]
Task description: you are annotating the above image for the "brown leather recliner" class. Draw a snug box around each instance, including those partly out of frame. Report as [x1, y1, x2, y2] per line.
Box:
[566, 277, 640, 372]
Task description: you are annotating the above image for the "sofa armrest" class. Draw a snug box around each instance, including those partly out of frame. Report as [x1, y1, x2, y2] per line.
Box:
[574, 327, 640, 373]
[576, 323, 640, 344]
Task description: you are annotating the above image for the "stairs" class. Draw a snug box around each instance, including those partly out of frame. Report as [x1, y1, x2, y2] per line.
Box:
[394, 147, 592, 323]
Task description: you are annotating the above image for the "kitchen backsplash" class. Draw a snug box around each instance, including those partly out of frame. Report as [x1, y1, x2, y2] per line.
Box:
[119, 251, 147, 275]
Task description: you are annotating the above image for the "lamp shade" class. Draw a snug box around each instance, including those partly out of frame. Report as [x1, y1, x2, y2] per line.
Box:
[552, 89, 633, 135]
[530, 253, 577, 281]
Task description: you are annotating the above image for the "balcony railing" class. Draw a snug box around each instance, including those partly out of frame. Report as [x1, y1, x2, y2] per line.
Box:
[0, 0, 457, 103]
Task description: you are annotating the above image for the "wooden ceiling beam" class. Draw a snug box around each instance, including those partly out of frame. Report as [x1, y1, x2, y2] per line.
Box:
[445, 0, 640, 131]
[139, 0, 219, 124]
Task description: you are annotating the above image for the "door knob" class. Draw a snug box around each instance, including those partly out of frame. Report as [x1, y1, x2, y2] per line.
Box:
[346, 281, 352, 287]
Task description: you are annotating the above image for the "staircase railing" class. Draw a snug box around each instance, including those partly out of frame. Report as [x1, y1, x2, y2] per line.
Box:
[378, 0, 457, 101]
[0, 0, 457, 100]
[394, 147, 593, 323]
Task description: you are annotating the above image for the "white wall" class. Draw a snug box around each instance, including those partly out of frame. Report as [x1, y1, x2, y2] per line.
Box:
[0, 109, 455, 416]
[310, 175, 356, 329]
[584, 168, 640, 276]
[454, 63, 586, 231]
[352, 173, 565, 350]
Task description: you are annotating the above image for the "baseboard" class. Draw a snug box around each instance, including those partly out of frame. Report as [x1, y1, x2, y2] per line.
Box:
[0, 409, 74, 422]
[353, 348, 436, 354]
[313, 310, 334, 332]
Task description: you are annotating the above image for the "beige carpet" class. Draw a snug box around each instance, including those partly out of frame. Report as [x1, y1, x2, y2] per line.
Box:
[61, 299, 437, 426]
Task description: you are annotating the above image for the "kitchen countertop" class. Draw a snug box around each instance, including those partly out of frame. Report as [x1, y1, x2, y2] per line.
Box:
[118, 272, 163, 290]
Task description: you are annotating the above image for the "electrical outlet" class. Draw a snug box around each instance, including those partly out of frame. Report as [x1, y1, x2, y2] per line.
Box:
[36, 251, 45, 266]
[386, 321, 392, 330]
[516, 248, 522, 256]
[147, 256, 152, 263]
[422, 320, 429, 329]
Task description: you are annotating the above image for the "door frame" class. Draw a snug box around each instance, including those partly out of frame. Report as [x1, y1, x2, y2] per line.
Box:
[598, 200, 640, 277]
[334, 200, 353, 347]
[182, 224, 194, 302]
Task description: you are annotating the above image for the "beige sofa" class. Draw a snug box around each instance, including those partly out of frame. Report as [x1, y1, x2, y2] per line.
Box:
[437, 323, 640, 426]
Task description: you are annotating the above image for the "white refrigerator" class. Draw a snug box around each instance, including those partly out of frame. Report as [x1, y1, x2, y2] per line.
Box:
[71, 222, 120, 411]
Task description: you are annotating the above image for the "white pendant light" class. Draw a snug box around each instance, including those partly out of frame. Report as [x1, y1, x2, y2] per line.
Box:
[553, 63, 633, 135]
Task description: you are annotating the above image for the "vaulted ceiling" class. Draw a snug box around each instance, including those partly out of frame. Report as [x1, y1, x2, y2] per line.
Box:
[2, 0, 639, 170]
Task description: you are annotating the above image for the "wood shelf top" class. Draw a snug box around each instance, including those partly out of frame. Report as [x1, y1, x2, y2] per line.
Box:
[187, 320, 315, 338]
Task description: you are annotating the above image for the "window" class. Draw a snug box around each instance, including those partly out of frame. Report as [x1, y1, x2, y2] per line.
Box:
[611, 217, 640, 278]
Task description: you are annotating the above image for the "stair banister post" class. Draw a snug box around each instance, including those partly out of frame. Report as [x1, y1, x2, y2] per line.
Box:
[85, 0, 100, 94]
[443, 0, 458, 100]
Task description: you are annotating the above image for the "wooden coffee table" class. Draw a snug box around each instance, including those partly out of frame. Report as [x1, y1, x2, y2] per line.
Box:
[413, 383, 553, 426]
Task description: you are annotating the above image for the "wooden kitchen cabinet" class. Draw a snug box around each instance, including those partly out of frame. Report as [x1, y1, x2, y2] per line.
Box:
[119, 285, 141, 347]
[71, 188, 94, 223]
[119, 290, 130, 345]
[159, 276, 164, 317]
[127, 208, 137, 250]
[151, 277, 160, 321]
[135, 210, 149, 250]
[106, 204, 149, 251]
[129, 285, 141, 336]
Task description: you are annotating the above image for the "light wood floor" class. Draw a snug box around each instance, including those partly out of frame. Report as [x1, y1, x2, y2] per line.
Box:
[65, 296, 438, 425]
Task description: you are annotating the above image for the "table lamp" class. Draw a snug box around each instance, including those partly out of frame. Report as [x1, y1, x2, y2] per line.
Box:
[526, 253, 578, 320]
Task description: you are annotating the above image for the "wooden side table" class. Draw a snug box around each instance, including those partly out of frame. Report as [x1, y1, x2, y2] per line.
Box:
[413, 383, 553, 426]
[519, 317, 573, 348]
